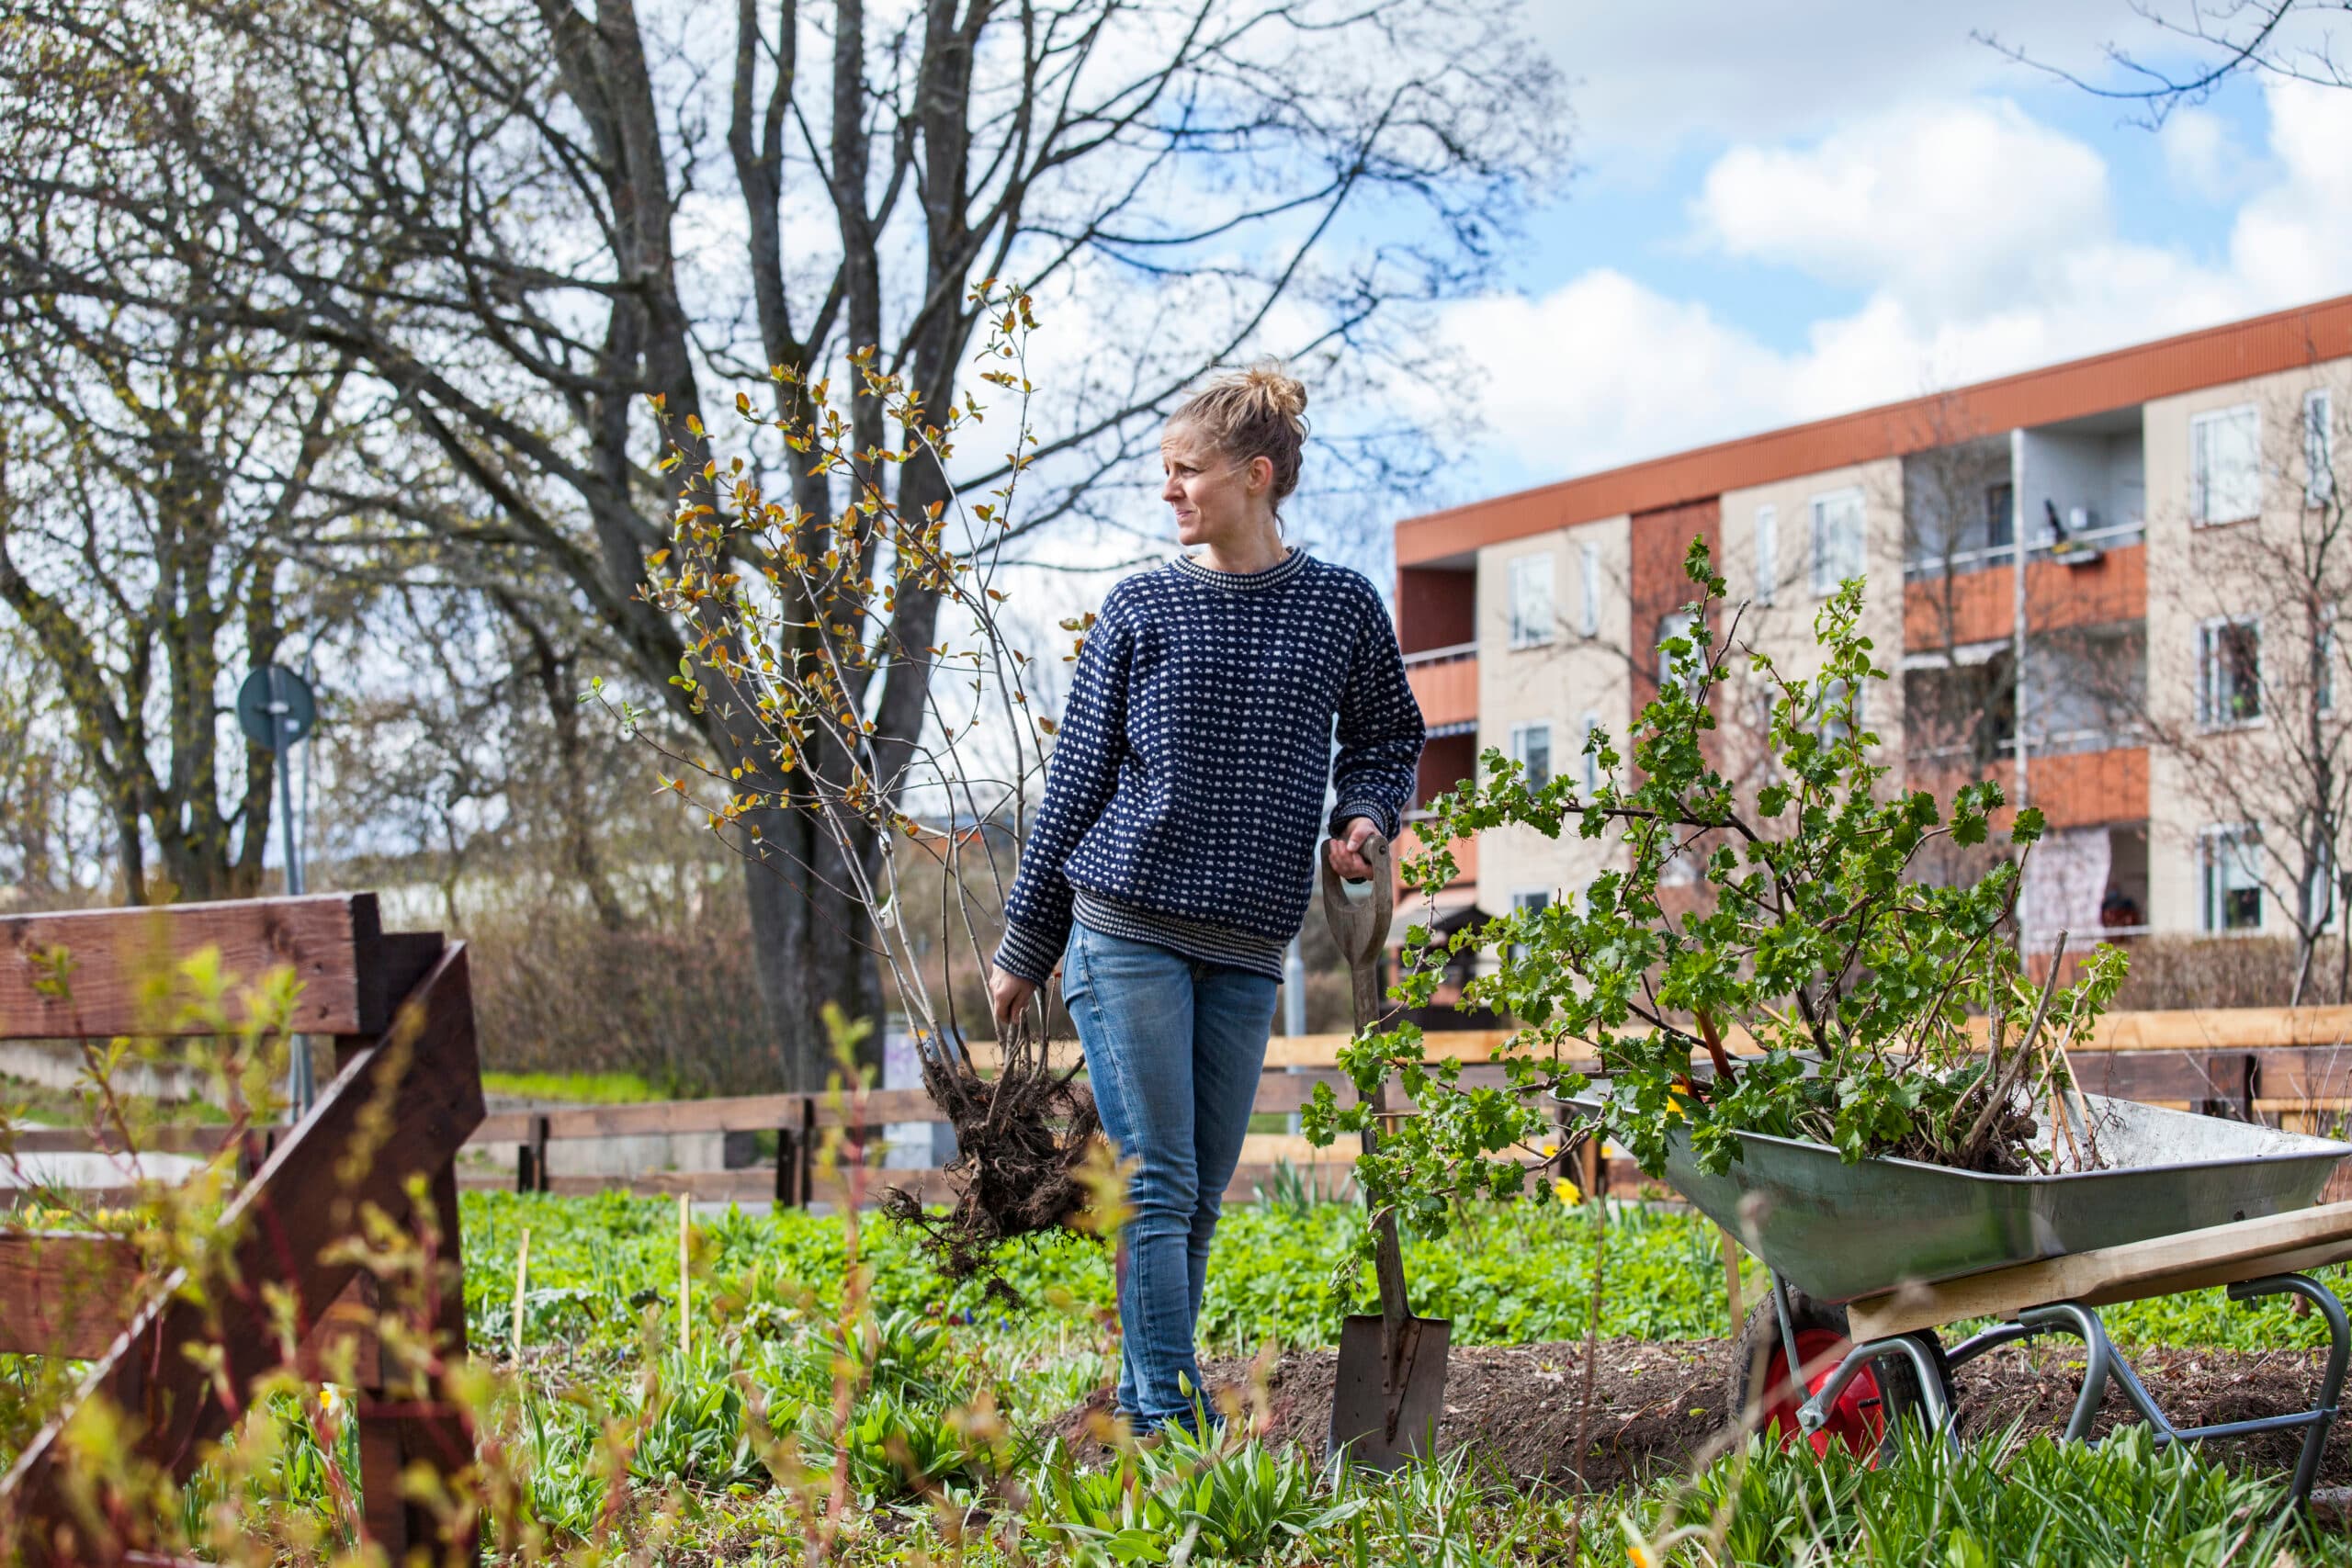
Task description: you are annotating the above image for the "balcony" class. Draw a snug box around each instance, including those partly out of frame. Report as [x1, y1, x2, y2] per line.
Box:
[1905, 533, 2145, 651]
[1405, 640, 1478, 730]
[1911, 744, 2148, 832]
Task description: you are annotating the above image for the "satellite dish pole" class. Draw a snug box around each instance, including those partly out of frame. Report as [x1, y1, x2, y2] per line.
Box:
[238, 662, 319, 1120]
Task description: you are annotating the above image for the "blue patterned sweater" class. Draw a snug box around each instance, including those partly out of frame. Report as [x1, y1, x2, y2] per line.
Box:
[993, 546, 1427, 985]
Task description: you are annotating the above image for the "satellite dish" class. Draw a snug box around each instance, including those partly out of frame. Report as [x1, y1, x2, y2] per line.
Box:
[237, 663, 316, 750]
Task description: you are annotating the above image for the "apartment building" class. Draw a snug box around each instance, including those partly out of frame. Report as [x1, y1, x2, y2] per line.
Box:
[1393, 294, 2352, 961]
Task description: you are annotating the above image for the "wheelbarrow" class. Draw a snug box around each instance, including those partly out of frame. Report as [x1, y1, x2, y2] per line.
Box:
[1565, 1084, 2352, 1506]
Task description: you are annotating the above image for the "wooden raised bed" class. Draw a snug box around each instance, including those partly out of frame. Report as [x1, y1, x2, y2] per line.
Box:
[0, 893, 483, 1564]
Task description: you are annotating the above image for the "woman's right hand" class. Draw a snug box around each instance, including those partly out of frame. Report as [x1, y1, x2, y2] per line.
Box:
[989, 963, 1041, 1040]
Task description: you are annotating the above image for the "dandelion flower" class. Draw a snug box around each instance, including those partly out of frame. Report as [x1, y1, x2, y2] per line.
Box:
[1553, 1178, 1583, 1208]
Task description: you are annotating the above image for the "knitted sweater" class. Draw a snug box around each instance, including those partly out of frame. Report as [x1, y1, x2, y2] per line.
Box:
[993, 546, 1427, 986]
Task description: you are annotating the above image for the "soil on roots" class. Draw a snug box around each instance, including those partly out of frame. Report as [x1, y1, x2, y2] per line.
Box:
[880, 1052, 1101, 1299]
[1047, 1336, 2352, 1488]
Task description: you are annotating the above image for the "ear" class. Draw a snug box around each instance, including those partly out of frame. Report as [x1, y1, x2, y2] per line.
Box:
[1246, 454, 1275, 494]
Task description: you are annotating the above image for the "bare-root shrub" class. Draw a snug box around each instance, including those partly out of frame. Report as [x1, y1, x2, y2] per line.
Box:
[610, 289, 1104, 1283]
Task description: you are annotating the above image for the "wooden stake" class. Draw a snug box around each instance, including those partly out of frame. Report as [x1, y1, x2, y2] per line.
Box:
[678, 1193, 692, 1361]
[511, 1226, 529, 1366]
[1719, 1227, 1743, 1336]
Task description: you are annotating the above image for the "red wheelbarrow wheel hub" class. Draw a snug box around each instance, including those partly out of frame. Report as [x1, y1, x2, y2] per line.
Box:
[1759, 1326, 1886, 1461]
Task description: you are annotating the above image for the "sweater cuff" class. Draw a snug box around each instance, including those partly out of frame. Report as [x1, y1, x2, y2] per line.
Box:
[993, 915, 1066, 987]
[1328, 799, 1398, 840]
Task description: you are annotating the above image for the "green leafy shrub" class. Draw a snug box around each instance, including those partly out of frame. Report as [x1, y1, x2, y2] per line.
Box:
[1308, 541, 2128, 1235]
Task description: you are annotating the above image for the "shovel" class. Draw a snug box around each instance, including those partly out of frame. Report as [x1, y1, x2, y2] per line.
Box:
[1321, 829, 1452, 1470]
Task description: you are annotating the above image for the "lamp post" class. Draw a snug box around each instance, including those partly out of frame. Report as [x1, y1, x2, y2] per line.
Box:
[237, 661, 318, 1118]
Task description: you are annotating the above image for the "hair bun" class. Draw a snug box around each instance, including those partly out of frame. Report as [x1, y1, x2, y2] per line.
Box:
[1239, 359, 1308, 426]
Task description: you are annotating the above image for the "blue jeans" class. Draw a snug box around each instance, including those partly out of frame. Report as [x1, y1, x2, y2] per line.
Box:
[1059, 918, 1280, 1431]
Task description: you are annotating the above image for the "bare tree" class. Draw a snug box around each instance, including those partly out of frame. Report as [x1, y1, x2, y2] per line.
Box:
[1984, 1, 2352, 125]
[0, 30, 363, 902]
[3, 0, 1563, 1084]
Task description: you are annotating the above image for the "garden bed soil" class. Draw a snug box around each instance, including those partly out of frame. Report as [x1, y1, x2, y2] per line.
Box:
[1050, 1337, 2352, 1488]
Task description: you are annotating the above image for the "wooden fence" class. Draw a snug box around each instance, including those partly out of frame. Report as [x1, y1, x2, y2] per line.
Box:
[443, 1009, 2352, 1208]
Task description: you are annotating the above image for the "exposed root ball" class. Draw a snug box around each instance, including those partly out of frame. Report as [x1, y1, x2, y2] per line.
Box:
[880, 1047, 1102, 1298]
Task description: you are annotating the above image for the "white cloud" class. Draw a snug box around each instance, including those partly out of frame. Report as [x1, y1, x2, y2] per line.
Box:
[1443, 80, 2352, 483]
[1522, 0, 2130, 172]
[1692, 100, 2109, 317]
[2157, 107, 2246, 201]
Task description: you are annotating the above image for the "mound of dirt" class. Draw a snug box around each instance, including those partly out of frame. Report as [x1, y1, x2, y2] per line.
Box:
[1046, 1336, 2352, 1488]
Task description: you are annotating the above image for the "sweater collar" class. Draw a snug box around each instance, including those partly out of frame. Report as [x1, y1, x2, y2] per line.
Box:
[1168, 544, 1311, 592]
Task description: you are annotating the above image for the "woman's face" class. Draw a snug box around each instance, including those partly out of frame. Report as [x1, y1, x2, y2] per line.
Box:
[1160, 421, 1272, 547]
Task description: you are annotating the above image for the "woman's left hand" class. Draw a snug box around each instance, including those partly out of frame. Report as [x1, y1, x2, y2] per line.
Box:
[1325, 816, 1380, 881]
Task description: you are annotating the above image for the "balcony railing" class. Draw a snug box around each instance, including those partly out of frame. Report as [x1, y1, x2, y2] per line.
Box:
[1904, 518, 2145, 581]
[1403, 639, 1477, 668]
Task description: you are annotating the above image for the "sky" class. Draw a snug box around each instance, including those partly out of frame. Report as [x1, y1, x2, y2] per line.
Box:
[1434, 1, 2352, 502]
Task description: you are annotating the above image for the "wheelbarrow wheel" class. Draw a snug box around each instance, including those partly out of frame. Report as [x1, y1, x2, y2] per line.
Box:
[1726, 1291, 1949, 1465]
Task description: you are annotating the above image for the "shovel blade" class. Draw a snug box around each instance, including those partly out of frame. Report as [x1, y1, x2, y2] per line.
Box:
[1327, 1313, 1452, 1471]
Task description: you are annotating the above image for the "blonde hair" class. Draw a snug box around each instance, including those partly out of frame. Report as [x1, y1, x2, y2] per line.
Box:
[1169, 359, 1310, 509]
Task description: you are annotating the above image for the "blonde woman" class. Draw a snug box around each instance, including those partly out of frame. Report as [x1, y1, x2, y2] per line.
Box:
[988, 363, 1426, 1435]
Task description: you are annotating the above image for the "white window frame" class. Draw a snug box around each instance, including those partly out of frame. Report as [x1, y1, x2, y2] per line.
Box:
[2191, 403, 2261, 526]
[1818, 673, 1863, 745]
[2196, 615, 2264, 729]
[1509, 720, 1554, 791]
[1754, 504, 1778, 607]
[1578, 711, 1602, 795]
[1507, 886, 1551, 963]
[2307, 389, 2335, 510]
[1578, 542, 1601, 637]
[2322, 600, 2338, 717]
[1508, 552, 1555, 649]
[2200, 823, 2265, 934]
[1657, 610, 1700, 696]
[1809, 487, 1866, 597]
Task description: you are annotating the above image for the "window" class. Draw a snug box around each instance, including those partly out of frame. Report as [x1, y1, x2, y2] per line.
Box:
[2323, 602, 2339, 716]
[2196, 617, 2262, 727]
[1508, 887, 1551, 963]
[1578, 712, 1601, 795]
[1985, 482, 2015, 554]
[2191, 404, 2260, 525]
[2201, 826, 2264, 932]
[1811, 489, 1865, 596]
[1508, 553, 1554, 648]
[1578, 543, 1600, 637]
[1657, 610, 1700, 696]
[1818, 674, 1862, 745]
[1754, 505, 1778, 606]
[1509, 721, 1553, 790]
[2307, 389, 2335, 509]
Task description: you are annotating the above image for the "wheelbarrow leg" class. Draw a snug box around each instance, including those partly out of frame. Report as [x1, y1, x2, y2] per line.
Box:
[1798, 1337, 1958, 1454]
[1770, 1270, 1804, 1403]
[2213, 1275, 2347, 1507]
[2018, 1303, 2113, 1442]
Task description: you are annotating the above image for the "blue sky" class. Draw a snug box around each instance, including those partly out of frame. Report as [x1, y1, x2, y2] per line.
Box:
[1437, 2, 2352, 501]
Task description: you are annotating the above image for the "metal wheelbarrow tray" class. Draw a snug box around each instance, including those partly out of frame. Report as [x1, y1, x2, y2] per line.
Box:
[1566, 1088, 2352, 1303]
[1568, 1086, 2352, 1508]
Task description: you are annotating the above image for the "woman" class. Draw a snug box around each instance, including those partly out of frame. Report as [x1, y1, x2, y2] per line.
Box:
[987, 362, 1426, 1434]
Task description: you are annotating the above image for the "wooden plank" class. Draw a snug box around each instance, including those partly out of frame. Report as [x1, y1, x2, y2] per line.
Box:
[0, 940, 484, 1564]
[0, 1233, 144, 1359]
[0, 895, 382, 1040]
[2, 1125, 237, 1156]
[1847, 1200, 2352, 1341]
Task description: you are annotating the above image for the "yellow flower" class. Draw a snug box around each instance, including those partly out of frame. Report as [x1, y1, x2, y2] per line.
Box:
[318, 1384, 345, 1418]
[1553, 1178, 1584, 1208]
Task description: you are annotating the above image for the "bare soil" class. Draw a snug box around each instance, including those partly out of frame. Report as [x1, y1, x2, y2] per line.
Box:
[1050, 1336, 2352, 1488]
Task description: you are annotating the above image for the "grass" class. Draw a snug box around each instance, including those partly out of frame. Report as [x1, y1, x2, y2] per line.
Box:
[66, 1187, 2352, 1562]
[479, 1070, 671, 1104]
